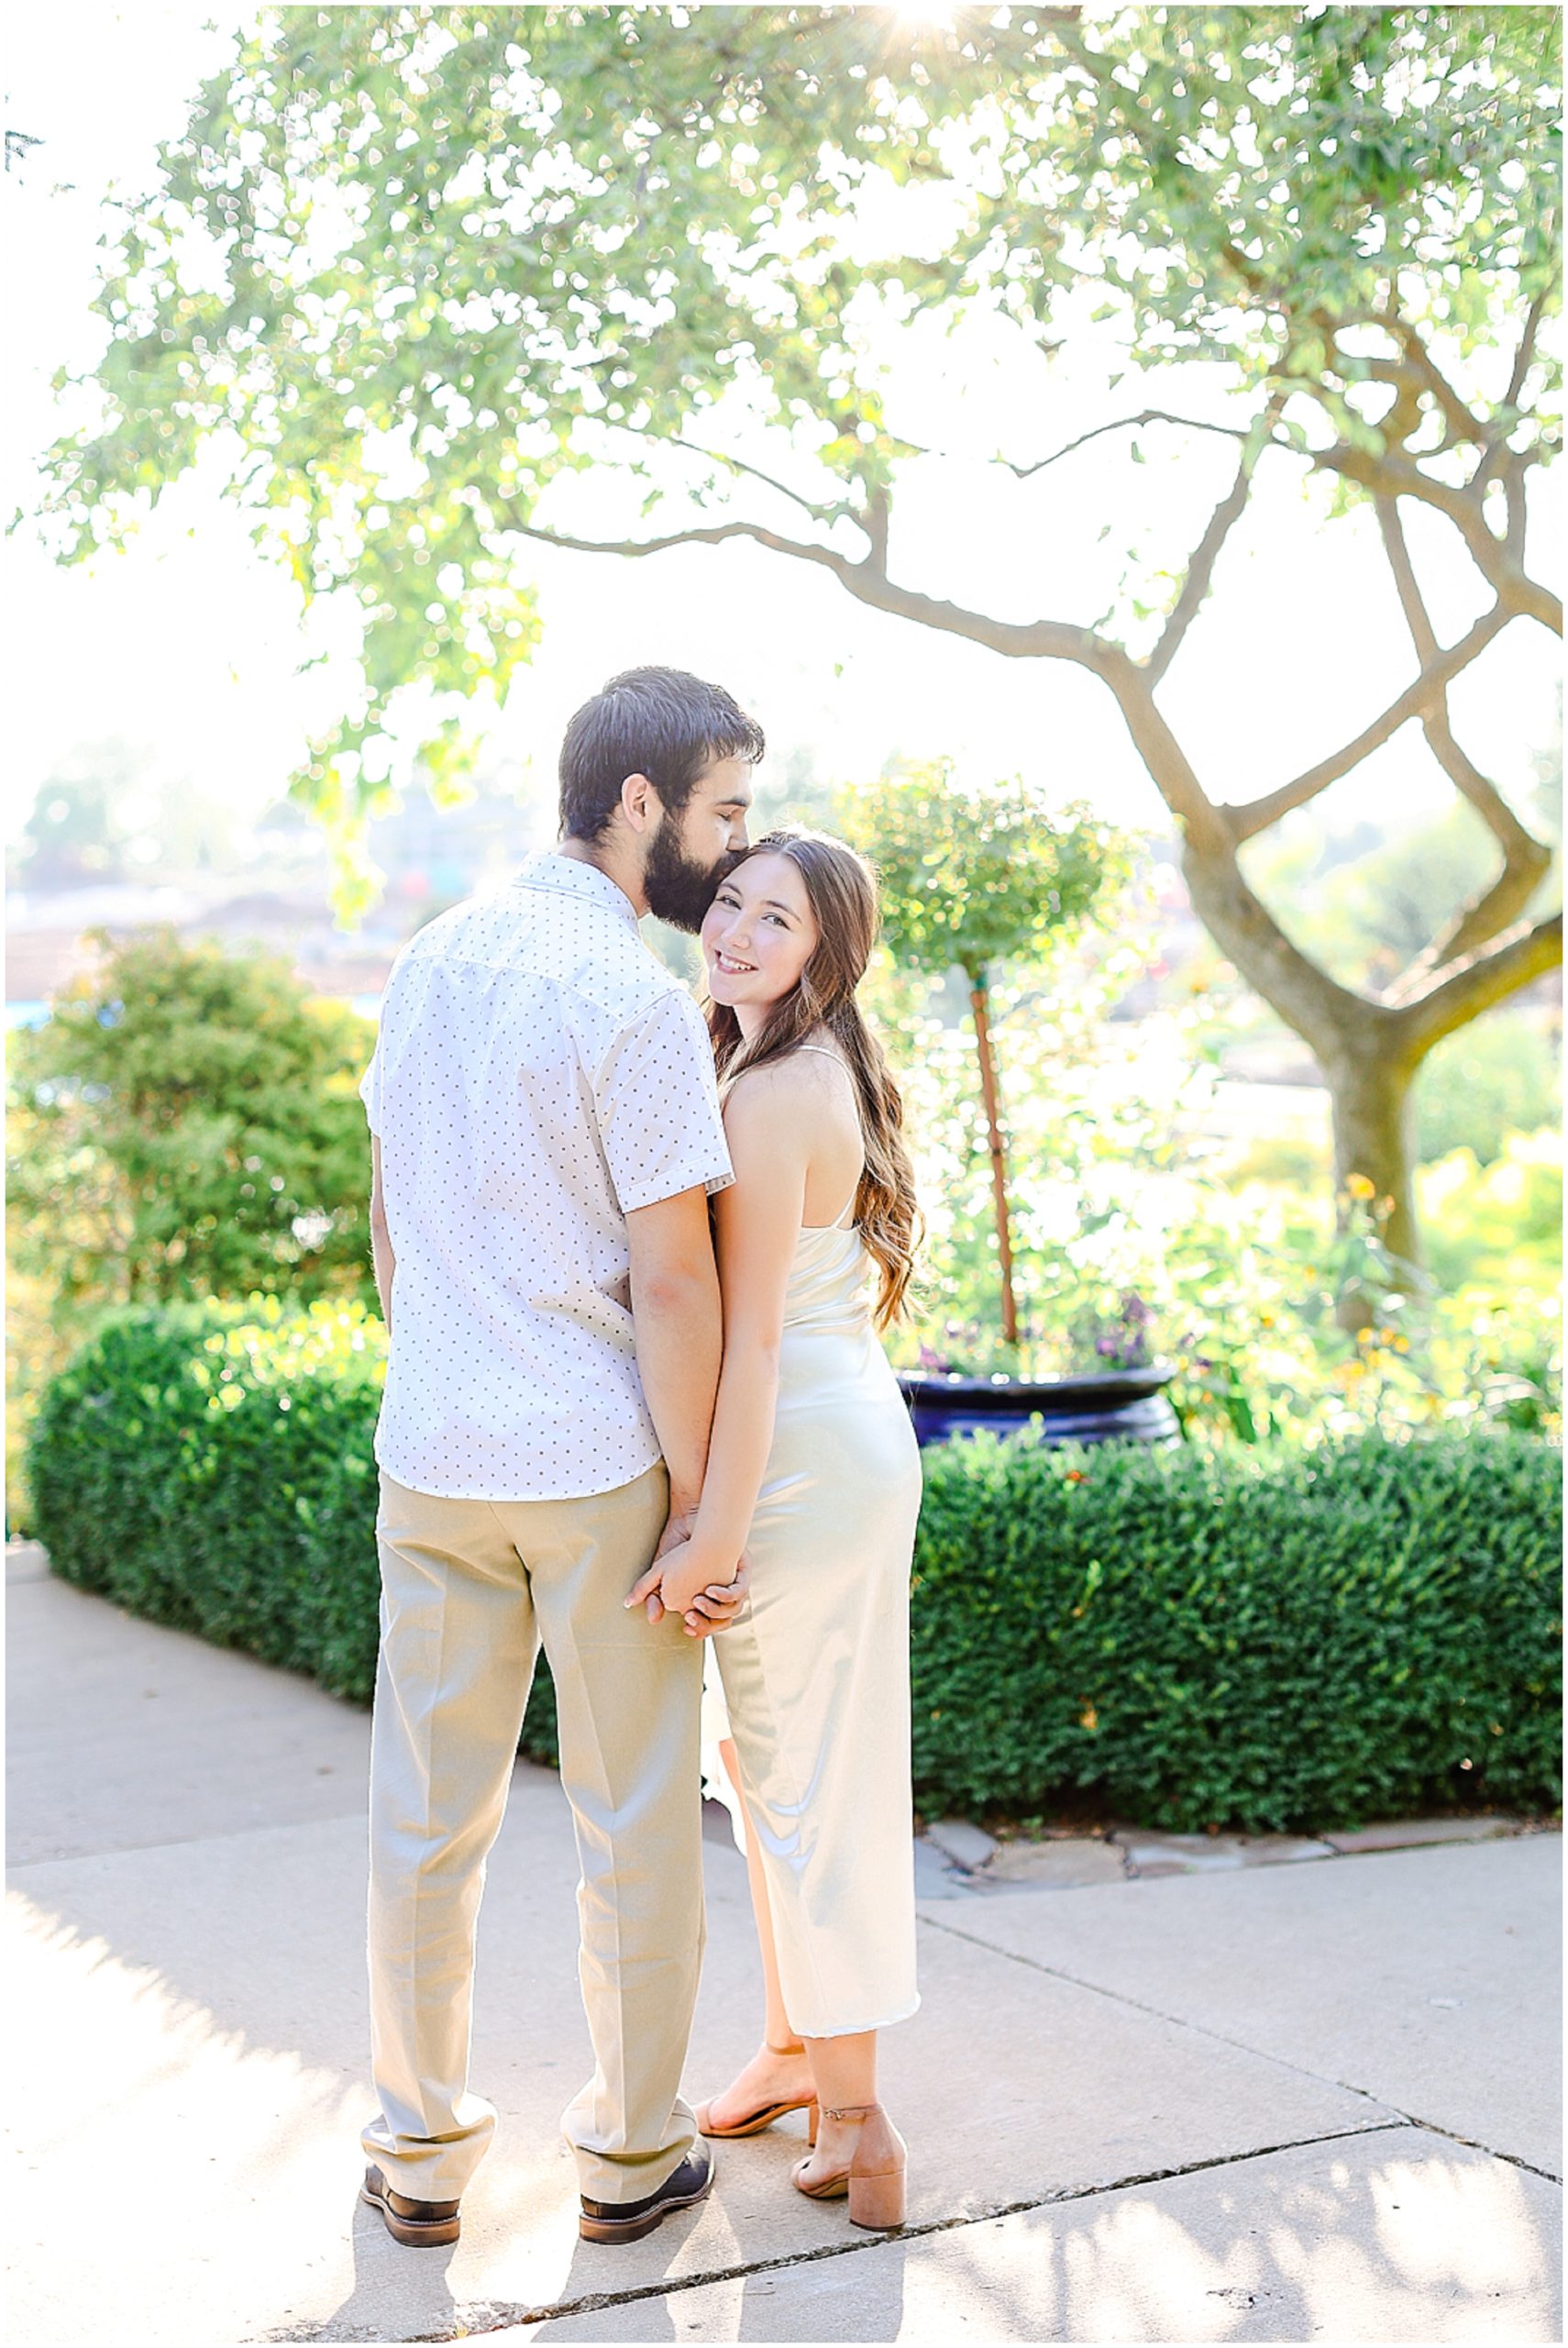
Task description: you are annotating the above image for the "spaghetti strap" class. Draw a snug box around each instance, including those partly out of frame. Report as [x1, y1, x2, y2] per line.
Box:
[801, 1182, 860, 1233]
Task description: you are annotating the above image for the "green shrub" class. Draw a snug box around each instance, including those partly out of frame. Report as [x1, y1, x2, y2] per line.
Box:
[28, 1303, 1562, 1833]
[6, 929, 381, 1526]
[1415, 1012, 1562, 1167]
[27, 1299, 559, 1763]
[7, 928, 379, 1316]
[911, 1431, 1561, 1830]
[1419, 1130, 1562, 1296]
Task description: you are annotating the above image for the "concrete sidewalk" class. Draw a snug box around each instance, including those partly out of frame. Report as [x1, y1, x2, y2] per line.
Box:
[6, 1544, 1561, 2346]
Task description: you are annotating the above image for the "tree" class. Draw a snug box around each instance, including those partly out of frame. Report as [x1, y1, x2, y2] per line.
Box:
[849, 765, 1126, 1346]
[10, 744, 244, 891]
[31, 5, 1561, 1264]
[11, 744, 149, 891]
[7, 931, 377, 1313]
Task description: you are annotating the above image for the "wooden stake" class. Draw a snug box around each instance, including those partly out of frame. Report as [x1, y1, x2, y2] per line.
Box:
[968, 976, 1018, 1348]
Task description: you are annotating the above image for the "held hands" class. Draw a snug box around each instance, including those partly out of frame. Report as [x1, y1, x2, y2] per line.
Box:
[625, 1516, 748, 1638]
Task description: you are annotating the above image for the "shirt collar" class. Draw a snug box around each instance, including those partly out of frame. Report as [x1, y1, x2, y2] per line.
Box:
[513, 849, 641, 932]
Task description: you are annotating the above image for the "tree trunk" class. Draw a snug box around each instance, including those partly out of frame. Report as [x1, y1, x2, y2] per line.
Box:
[1169, 814, 1430, 1274]
[1319, 1041, 1420, 1327]
[967, 976, 1019, 1347]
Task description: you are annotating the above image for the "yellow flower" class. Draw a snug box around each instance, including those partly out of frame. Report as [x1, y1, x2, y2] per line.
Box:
[1346, 1172, 1375, 1201]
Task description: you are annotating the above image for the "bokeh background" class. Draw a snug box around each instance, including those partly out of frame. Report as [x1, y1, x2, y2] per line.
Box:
[6, 3, 1562, 1520]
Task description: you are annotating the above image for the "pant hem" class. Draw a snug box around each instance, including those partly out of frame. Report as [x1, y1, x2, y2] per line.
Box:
[794, 1993, 921, 2041]
[572, 2144, 700, 2207]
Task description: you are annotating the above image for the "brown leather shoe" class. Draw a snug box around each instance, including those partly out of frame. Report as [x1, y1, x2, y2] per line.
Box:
[579, 2147, 714, 2244]
[360, 2163, 461, 2248]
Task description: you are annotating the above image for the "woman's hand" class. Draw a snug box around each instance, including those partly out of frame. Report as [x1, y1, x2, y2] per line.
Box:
[626, 1540, 747, 1635]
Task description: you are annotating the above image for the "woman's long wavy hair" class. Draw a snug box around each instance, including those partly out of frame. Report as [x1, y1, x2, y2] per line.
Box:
[705, 827, 920, 1330]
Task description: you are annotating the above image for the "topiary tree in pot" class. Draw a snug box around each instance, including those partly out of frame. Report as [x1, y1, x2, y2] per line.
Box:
[845, 763, 1129, 1350]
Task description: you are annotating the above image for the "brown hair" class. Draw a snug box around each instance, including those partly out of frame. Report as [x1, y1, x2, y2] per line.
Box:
[705, 827, 920, 1329]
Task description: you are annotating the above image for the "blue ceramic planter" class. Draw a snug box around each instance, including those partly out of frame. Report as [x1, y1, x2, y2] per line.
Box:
[896, 1363, 1179, 1449]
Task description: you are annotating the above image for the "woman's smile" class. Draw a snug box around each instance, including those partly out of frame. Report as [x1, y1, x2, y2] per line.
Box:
[701, 849, 820, 1023]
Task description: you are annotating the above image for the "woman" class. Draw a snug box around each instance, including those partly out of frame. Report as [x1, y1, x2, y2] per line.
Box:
[633, 827, 922, 2231]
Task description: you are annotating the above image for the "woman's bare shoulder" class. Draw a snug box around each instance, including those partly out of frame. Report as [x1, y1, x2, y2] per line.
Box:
[722, 1047, 850, 1134]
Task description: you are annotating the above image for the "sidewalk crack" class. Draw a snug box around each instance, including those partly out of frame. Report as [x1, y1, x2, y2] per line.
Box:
[288, 2123, 1406, 2342]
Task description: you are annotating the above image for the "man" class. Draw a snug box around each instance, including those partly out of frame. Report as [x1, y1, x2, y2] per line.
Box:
[358, 666, 762, 2250]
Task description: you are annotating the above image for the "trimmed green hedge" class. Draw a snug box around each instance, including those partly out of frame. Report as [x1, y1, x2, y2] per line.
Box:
[23, 1301, 562, 1760]
[911, 1430, 1561, 1829]
[28, 1301, 1562, 1831]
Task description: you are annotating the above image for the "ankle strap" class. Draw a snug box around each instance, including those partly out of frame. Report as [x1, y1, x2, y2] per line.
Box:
[819, 2101, 881, 2122]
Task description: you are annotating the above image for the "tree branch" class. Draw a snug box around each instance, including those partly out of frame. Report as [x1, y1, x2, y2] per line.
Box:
[1375, 493, 1439, 663]
[1375, 496, 1552, 983]
[863, 484, 889, 573]
[1003, 409, 1248, 480]
[1504, 282, 1551, 414]
[665, 436, 859, 531]
[499, 509, 856, 575]
[1393, 814, 1554, 994]
[1384, 316, 1487, 450]
[1094, 650, 1376, 1051]
[1393, 912, 1563, 1059]
[1474, 282, 1554, 494]
[1500, 446, 1537, 566]
[1312, 441, 1562, 631]
[1144, 398, 1283, 686]
[499, 507, 1112, 667]
[1222, 604, 1515, 843]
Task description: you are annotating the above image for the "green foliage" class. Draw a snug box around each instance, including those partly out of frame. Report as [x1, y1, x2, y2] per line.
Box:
[1416, 1013, 1563, 1167]
[911, 1428, 1562, 1831]
[843, 764, 1129, 988]
[1419, 1131, 1563, 1297]
[842, 767, 1129, 1342]
[7, 930, 378, 1316]
[29, 1301, 1559, 1832]
[31, 7, 1558, 888]
[871, 951, 1561, 1440]
[26, 1299, 559, 1762]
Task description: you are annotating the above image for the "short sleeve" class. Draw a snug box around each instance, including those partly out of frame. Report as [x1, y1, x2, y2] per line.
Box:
[593, 989, 734, 1214]
[359, 1048, 382, 1136]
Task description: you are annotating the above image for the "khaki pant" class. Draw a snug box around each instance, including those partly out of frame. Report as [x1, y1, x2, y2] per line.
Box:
[362, 1464, 704, 2205]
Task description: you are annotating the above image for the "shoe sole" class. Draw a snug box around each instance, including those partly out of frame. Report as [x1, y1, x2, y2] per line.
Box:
[698, 2099, 813, 2140]
[360, 2179, 460, 2248]
[579, 2171, 714, 2245]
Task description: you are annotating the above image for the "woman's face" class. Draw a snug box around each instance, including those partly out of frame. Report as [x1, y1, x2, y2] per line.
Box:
[701, 850, 820, 1017]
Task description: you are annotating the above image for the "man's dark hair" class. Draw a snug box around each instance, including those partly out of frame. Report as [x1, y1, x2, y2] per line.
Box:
[558, 666, 765, 842]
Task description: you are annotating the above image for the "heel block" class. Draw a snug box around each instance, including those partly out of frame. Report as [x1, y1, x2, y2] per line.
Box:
[846, 2165, 906, 2231]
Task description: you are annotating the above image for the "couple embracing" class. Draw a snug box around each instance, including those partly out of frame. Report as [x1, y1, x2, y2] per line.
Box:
[358, 666, 922, 2251]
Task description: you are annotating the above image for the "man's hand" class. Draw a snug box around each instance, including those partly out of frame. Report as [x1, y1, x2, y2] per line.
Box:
[625, 1546, 751, 1638]
[630, 1505, 700, 1627]
[656, 1504, 700, 1562]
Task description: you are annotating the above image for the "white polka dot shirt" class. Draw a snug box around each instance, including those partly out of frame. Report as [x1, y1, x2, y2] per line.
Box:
[359, 851, 734, 1500]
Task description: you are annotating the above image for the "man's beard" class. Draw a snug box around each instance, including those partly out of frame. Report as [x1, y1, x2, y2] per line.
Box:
[644, 826, 740, 934]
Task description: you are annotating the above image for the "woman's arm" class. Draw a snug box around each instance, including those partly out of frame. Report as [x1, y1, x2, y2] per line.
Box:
[642, 1066, 810, 1618]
